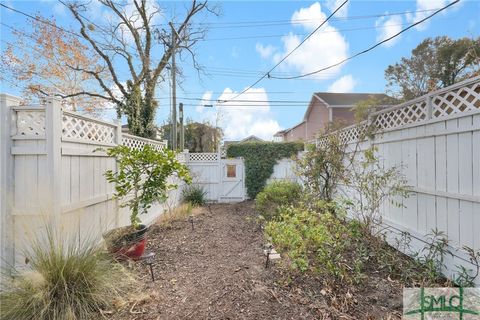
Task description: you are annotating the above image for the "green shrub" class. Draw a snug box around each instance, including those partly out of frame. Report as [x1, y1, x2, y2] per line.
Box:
[255, 180, 302, 221]
[265, 202, 356, 278]
[227, 141, 304, 198]
[0, 229, 132, 320]
[182, 184, 207, 206]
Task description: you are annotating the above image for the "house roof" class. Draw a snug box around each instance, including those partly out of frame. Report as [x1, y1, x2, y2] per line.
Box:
[224, 135, 264, 146]
[276, 92, 394, 137]
[313, 92, 391, 106]
[240, 135, 263, 142]
[274, 121, 305, 136]
[304, 92, 392, 121]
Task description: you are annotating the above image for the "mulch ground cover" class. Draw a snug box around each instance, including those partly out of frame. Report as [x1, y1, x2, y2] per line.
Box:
[114, 201, 406, 320]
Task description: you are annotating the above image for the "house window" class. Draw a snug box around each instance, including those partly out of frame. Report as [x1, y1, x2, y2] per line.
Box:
[226, 164, 236, 178]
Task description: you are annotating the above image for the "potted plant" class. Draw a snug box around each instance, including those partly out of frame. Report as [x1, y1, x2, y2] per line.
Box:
[103, 144, 191, 259]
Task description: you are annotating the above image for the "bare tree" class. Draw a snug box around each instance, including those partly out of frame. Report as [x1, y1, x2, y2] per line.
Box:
[65, 0, 213, 138]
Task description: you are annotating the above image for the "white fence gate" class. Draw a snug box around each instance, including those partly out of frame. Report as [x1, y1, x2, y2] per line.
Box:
[186, 152, 245, 202]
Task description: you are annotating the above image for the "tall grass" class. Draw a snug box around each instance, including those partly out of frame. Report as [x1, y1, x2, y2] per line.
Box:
[181, 184, 207, 207]
[0, 227, 133, 320]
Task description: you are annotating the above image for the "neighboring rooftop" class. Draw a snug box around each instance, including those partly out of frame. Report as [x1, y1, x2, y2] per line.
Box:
[314, 92, 392, 106]
[224, 135, 264, 147]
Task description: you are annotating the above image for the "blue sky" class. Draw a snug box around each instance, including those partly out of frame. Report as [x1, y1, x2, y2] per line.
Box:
[1, 0, 479, 140]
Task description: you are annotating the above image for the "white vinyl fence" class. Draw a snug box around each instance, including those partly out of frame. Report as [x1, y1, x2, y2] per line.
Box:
[317, 76, 480, 283]
[0, 95, 181, 269]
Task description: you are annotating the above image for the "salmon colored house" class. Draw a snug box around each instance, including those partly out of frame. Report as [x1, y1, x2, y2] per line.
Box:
[274, 92, 392, 142]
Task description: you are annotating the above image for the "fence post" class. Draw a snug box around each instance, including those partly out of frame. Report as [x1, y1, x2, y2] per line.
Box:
[114, 119, 122, 227]
[45, 97, 63, 228]
[367, 114, 375, 147]
[426, 95, 433, 120]
[0, 94, 21, 272]
[115, 119, 123, 146]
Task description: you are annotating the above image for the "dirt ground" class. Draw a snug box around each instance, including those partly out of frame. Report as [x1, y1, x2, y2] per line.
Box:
[114, 201, 404, 320]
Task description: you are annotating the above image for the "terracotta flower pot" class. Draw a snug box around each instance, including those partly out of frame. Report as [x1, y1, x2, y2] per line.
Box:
[103, 224, 148, 260]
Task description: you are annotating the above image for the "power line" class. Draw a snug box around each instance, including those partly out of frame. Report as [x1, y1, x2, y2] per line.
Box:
[0, 3, 81, 38]
[221, 0, 349, 103]
[177, 90, 295, 95]
[269, 0, 461, 80]
[202, 72, 334, 81]
[179, 103, 310, 107]
[199, 18, 456, 42]
[155, 96, 311, 103]
[161, 8, 441, 29]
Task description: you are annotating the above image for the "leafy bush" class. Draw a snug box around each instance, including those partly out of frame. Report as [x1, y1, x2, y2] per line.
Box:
[265, 202, 357, 278]
[345, 146, 410, 232]
[227, 141, 304, 198]
[296, 136, 348, 202]
[105, 145, 191, 227]
[265, 202, 449, 285]
[0, 230, 132, 320]
[255, 180, 302, 221]
[182, 184, 207, 207]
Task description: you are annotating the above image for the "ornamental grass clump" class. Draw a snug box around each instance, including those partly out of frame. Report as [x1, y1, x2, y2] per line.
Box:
[0, 228, 133, 320]
[181, 184, 207, 207]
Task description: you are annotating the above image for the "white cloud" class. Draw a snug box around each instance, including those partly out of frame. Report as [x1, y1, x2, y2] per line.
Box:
[375, 15, 403, 47]
[259, 2, 349, 81]
[255, 43, 276, 59]
[407, 0, 458, 30]
[197, 88, 282, 141]
[325, 0, 349, 18]
[195, 91, 213, 113]
[327, 75, 357, 93]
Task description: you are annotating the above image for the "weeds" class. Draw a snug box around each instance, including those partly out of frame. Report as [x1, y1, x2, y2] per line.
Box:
[156, 203, 193, 227]
[454, 246, 480, 287]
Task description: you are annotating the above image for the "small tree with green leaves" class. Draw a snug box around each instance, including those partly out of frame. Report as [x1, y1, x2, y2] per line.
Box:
[105, 145, 191, 228]
[344, 146, 410, 232]
[296, 135, 348, 203]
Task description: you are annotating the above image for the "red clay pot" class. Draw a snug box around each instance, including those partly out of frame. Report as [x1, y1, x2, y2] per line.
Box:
[104, 224, 148, 260]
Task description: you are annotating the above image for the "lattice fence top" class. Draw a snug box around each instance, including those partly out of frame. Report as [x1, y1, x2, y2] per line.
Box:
[187, 152, 220, 162]
[432, 80, 480, 117]
[373, 100, 427, 130]
[62, 112, 116, 144]
[122, 133, 166, 151]
[12, 108, 46, 136]
[317, 76, 480, 146]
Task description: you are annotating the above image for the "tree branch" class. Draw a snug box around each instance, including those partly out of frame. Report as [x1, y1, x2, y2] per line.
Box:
[67, 3, 128, 99]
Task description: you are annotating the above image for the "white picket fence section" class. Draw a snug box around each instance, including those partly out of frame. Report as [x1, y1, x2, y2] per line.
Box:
[316, 76, 480, 283]
[0, 95, 180, 270]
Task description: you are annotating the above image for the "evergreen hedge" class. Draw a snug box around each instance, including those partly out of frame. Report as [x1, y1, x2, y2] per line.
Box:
[227, 141, 304, 198]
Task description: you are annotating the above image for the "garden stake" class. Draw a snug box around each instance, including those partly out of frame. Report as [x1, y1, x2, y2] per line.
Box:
[148, 261, 155, 282]
[207, 204, 212, 215]
[140, 252, 156, 282]
[189, 215, 194, 231]
[265, 245, 272, 269]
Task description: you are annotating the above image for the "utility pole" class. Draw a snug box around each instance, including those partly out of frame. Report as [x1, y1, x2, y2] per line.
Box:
[179, 102, 184, 150]
[169, 21, 178, 150]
